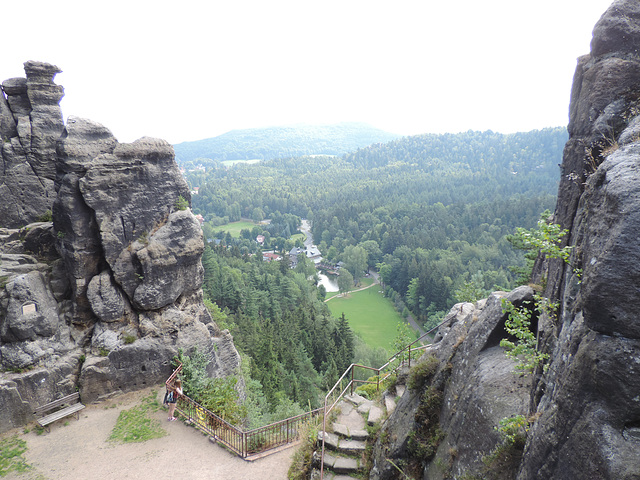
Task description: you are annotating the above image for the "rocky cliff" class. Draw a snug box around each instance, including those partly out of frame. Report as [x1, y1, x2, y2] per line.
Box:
[370, 1, 640, 479]
[0, 62, 240, 433]
[521, 1, 640, 477]
[0, 61, 63, 228]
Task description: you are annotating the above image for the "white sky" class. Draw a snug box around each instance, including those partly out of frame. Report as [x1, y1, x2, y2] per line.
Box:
[3, 0, 614, 144]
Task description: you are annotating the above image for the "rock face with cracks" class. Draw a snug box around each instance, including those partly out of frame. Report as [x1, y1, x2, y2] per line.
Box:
[0, 62, 240, 433]
[0, 61, 64, 228]
[370, 2, 640, 479]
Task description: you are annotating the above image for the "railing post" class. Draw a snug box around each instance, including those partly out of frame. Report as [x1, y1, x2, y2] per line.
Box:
[350, 366, 354, 395]
[321, 398, 327, 480]
[243, 431, 247, 458]
[408, 346, 411, 368]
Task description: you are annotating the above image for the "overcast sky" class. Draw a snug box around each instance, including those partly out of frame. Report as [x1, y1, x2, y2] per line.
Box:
[3, 0, 613, 144]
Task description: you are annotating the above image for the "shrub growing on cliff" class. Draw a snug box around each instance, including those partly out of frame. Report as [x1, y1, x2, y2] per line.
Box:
[176, 349, 246, 424]
[407, 385, 444, 473]
[475, 415, 529, 480]
[500, 297, 551, 373]
[507, 210, 572, 285]
[37, 209, 52, 222]
[407, 354, 439, 391]
[496, 414, 529, 444]
[174, 195, 189, 211]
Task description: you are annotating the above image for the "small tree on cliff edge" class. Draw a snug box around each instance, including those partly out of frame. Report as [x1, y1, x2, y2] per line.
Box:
[507, 209, 572, 285]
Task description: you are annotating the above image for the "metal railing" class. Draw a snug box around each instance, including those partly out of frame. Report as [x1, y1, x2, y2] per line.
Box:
[165, 363, 322, 459]
[319, 321, 446, 479]
[165, 318, 446, 466]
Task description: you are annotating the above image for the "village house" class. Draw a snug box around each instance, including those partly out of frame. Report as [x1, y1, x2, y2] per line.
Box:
[262, 252, 281, 262]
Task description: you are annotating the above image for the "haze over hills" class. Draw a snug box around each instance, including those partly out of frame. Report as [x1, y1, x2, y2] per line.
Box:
[173, 122, 401, 165]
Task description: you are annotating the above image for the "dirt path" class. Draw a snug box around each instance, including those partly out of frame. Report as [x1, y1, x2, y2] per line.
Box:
[2, 387, 294, 480]
[323, 274, 379, 303]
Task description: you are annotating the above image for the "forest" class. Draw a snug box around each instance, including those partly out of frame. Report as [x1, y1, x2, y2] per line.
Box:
[197, 243, 386, 427]
[181, 127, 567, 422]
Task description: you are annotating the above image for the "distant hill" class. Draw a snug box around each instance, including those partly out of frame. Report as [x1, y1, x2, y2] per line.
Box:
[173, 122, 401, 166]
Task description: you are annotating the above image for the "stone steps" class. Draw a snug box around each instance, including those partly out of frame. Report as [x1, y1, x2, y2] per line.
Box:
[311, 470, 360, 480]
[322, 452, 362, 474]
[316, 382, 407, 478]
[318, 431, 366, 455]
[317, 397, 368, 478]
[332, 422, 368, 441]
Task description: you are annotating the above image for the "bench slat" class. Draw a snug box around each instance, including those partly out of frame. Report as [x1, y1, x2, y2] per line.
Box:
[34, 392, 81, 416]
[37, 403, 85, 427]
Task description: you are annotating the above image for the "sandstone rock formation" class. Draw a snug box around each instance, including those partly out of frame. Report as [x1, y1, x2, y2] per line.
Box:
[0, 62, 240, 433]
[370, 289, 533, 480]
[520, 1, 640, 477]
[370, 2, 640, 478]
[0, 61, 64, 228]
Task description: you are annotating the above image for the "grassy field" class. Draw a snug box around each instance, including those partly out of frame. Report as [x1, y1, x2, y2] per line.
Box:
[327, 284, 404, 351]
[212, 220, 257, 238]
[290, 232, 306, 243]
[108, 391, 166, 444]
[213, 221, 307, 241]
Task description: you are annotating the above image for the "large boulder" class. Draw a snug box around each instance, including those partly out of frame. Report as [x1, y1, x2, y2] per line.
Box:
[53, 117, 118, 325]
[86, 270, 129, 323]
[0, 270, 75, 370]
[133, 209, 204, 310]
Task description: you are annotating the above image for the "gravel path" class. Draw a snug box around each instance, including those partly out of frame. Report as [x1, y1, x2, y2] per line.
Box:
[2, 386, 294, 480]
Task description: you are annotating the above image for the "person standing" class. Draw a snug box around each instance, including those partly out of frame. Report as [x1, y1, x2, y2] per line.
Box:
[167, 379, 183, 421]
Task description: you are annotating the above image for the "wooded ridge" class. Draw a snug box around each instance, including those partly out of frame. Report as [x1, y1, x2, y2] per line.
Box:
[186, 127, 567, 330]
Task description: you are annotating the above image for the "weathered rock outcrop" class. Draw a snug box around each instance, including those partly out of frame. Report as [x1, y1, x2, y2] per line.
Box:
[371, 2, 640, 479]
[370, 289, 533, 480]
[0, 62, 240, 433]
[519, 2, 640, 478]
[0, 61, 64, 228]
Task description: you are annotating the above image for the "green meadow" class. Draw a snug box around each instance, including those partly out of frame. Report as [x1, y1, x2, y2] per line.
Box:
[212, 221, 306, 242]
[327, 284, 405, 351]
[212, 220, 257, 238]
[290, 232, 306, 243]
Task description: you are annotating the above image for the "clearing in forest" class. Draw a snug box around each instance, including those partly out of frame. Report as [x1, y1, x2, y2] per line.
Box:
[327, 284, 404, 350]
[212, 220, 257, 238]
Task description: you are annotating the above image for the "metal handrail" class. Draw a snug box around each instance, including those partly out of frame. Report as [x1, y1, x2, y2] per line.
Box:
[164, 315, 449, 467]
[165, 361, 323, 459]
[319, 318, 449, 479]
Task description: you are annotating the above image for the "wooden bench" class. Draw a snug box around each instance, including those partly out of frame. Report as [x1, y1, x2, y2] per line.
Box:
[34, 392, 85, 432]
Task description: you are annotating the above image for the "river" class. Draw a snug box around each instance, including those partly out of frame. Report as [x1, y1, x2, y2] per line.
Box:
[317, 273, 339, 292]
[301, 219, 339, 292]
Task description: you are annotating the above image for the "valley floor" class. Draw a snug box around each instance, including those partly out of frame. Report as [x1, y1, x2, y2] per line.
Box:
[2, 386, 294, 480]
